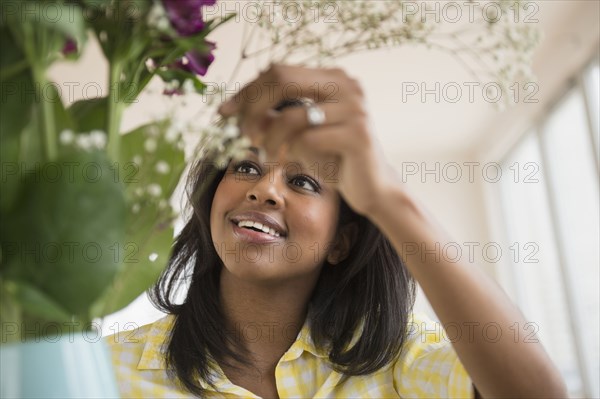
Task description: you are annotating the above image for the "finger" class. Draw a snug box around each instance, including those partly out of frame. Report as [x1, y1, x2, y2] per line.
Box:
[260, 102, 355, 159]
[269, 101, 349, 133]
[219, 65, 355, 136]
[219, 64, 337, 114]
[291, 124, 362, 156]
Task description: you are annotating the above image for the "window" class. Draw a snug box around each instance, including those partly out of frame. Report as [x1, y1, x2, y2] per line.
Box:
[497, 55, 600, 398]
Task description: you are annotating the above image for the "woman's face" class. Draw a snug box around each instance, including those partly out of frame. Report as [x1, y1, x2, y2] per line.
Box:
[210, 147, 342, 285]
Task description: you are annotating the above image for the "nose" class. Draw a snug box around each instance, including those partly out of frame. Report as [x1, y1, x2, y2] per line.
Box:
[246, 172, 284, 207]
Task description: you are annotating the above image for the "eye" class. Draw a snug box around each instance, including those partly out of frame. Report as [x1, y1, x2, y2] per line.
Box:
[289, 175, 320, 193]
[232, 161, 260, 175]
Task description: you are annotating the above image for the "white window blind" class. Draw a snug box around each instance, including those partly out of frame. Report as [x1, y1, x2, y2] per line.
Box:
[497, 55, 600, 398]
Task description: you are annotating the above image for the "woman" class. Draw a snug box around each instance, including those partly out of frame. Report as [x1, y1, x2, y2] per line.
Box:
[107, 65, 567, 398]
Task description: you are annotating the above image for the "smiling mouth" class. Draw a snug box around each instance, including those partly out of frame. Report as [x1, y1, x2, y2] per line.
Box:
[231, 220, 283, 237]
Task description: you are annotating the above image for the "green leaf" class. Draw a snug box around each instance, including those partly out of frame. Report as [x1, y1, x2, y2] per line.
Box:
[0, 133, 21, 214]
[37, 2, 87, 50]
[0, 26, 29, 79]
[204, 13, 238, 32]
[47, 83, 76, 134]
[0, 26, 36, 213]
[119, 121, 186, 202]
[155, 68, 207, 94]
[92, 221, 174, 317]
[0, 279, 23, 343]
[3, 280, 72, 322]
[16, 102, 44, 166]
[68, 97, 107, 132]
[3, 150, 126, 317]
[81, 0, 112, 7]
[0, 43, 35, 140]
[86, 0, 151, 63]
[92, 121, 186, 316]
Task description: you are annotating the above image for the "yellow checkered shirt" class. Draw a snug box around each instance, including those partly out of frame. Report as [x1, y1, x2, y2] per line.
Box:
[105, 312, 474, 398]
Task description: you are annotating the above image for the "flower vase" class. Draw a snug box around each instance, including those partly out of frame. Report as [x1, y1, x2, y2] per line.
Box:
[0, 331, 118, 398]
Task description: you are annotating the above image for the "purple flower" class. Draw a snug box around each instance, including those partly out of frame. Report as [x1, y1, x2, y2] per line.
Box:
[176, 41, 216, 76]
[162, 0, 216, 37]
[62, 38, 77, 55]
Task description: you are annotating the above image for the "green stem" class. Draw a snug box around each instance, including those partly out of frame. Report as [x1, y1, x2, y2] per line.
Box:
[0, 59, 29, 81]
[107, 61, 125, 161]
[34, 68, 58, 162]
[20, 22, 57, 162]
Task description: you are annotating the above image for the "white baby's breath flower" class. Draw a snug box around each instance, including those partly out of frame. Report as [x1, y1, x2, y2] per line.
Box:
[132, 155, 143, 165]
[145, 58, 156, 73]
[157, 18, 170, 32]
[149, 253, 159, 262]
[254, 0, 538, 103]
[155, 160, 171, 175]
[214, 153, 230, 167]
[182, 79, 196, 95]
[75, 134, 93, 151]
[147, 2, 171, 32]
[59, 129, 75, 145]
[165, 126, 179, 144]
[132, 203, 141, 214]
[145, 138, 157, 153]
[89, 130, 107, 149]
[147, 183, 162, 197]
[164, 80, 180, 92]
[134, 187, 144, 197]
[158, 199, 168, 210]
[203, 125, 221, 138]
[165, 119, 186, 143]
[229, 136, 252, 161]
[223, 117, 240, 140]
[146, 125, 160, 138]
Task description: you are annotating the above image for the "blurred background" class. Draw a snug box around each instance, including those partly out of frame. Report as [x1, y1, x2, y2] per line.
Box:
[48, 1, 599, 397]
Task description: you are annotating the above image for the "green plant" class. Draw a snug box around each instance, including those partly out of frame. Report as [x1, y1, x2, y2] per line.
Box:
[0, 0, 231, 340]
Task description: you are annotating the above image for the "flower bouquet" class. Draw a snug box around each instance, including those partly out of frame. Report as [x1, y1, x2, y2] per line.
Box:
[0, 0, 230, 396]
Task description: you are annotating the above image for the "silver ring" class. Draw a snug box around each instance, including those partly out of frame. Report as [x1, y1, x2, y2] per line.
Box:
[302, 99, 326, 127]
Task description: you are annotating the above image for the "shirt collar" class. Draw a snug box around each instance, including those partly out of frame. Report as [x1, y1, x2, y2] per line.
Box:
[137, 312, 330, 370]
[136, 315, 233, 391]
[137, 314, 175, 370]
[280, 313, 329, 362]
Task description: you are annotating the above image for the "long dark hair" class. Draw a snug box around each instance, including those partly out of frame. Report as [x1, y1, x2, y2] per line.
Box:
[149, 106, 416, 396]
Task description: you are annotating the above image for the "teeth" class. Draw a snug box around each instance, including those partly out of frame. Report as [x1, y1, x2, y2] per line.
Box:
[236, 220, 281, 237]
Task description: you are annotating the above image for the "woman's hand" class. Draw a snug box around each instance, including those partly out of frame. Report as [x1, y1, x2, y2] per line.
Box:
[218, 64, 400, 216]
